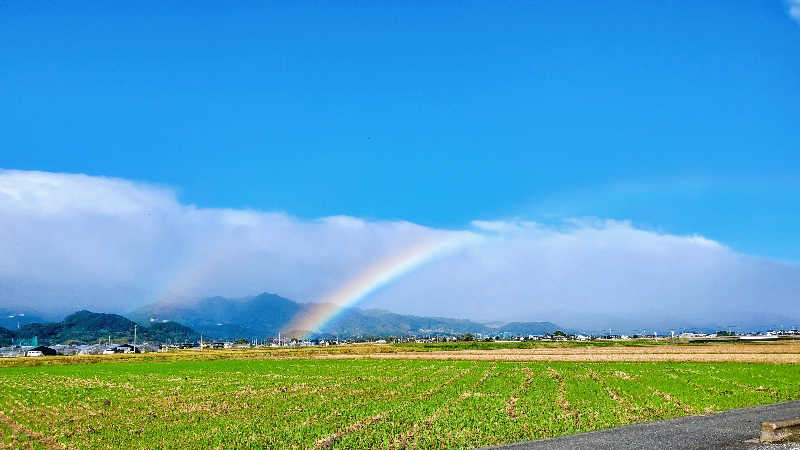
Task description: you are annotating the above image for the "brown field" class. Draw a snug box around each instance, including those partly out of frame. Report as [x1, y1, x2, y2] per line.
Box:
[1, 341, 798, 368]
[313, 343, 800, 363]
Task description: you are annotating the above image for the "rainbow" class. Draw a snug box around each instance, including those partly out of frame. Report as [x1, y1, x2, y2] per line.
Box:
[283, 234, 472, 337]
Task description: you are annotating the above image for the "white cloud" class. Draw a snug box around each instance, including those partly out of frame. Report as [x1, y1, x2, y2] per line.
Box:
[0, 169, 798, 329]
[789, 0, 800, 23]
[471, 219, 538, 233]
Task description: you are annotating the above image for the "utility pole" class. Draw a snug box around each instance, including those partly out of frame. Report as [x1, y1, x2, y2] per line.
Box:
[133, 324, 137, 354]
[200, 333, 203, 351]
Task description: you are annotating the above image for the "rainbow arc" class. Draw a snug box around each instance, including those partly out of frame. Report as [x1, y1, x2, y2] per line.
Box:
[282, 234, 472, 338]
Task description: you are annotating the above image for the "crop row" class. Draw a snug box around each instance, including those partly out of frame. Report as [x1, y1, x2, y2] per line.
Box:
[0, 359, 798, 448]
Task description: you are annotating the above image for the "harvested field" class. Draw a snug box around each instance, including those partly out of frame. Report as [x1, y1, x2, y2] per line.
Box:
[2, 342, 798, 369]
[1, 357, 799, 449]
[313, 343, 800, 363]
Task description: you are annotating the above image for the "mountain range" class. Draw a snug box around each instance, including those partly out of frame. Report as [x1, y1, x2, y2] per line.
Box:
[130, 292, 562, 340]
[4, 291, 794, 346]
[1, 293, 563, 346]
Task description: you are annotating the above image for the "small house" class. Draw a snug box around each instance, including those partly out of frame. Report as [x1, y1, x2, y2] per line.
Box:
[115, 344, 140, 353]
[26, 346, 57, 357]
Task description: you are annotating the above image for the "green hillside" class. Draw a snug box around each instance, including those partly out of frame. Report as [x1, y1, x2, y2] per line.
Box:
[13, 311, 199, 345]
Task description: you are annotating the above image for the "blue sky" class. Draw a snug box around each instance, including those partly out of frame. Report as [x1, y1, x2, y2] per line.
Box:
[2, 1, 800, 260]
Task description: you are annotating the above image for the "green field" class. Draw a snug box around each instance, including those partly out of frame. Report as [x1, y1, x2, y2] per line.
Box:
[1, 359, 799, 449]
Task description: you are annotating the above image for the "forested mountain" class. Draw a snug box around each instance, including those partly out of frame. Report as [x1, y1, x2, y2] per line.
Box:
[11, 311, 199, 345]
[129, 293, 300, 339]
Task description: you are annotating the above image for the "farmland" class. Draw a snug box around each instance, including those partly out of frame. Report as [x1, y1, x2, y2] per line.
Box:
[2, 341, 800, 369]
[1, 354, 799, 449]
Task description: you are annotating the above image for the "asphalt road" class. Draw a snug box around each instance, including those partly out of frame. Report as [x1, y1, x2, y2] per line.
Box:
[491, 400, 800, 450]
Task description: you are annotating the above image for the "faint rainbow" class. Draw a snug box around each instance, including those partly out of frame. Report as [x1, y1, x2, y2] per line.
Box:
[283, 234, 472, 338]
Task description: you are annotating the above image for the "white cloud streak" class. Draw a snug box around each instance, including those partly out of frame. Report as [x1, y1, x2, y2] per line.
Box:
[0, 169, 798, 329]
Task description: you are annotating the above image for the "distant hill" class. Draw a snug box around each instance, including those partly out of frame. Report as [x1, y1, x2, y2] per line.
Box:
[146, 321, 201, 343]
[0, 327, 14, 346]
[129, 293, 301, 339]
[494, 322, 562, 336]
[131, 292, 563, 339]
[320, 308, 555, 338]
[13, 310, 199, 345]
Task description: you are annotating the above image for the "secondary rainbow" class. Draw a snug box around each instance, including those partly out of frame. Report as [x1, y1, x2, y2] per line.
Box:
[283, 234, 471, 337]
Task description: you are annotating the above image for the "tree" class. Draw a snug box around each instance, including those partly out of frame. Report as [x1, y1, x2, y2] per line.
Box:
[234, 338, 249, 344]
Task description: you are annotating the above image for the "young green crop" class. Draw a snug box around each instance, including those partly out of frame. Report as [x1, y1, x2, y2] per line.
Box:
[0, 359, 798, 449]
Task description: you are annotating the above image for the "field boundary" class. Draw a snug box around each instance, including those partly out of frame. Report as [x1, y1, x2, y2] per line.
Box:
[492, 400, 800, 450]
[309, 350, 800, 363]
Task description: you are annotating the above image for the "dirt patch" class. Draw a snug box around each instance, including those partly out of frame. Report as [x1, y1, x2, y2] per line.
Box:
[314, 412, 386, 449]
[647, 387, 696, 415]
[585, 366, 636, 420]
[0, 411, 65, 449]
[505, 367, 533, 420]
[546, 367, 578, 424]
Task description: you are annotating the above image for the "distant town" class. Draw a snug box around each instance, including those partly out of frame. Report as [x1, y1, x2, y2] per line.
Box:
[4, 328, 799, 358]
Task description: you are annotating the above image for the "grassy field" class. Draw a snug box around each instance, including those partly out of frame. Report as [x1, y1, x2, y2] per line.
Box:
[1, 357, 799, 449]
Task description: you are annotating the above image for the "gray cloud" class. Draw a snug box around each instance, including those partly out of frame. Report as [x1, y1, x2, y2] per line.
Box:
[0, 169, 798, 329]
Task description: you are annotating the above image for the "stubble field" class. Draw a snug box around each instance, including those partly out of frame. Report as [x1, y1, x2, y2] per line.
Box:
[1, 349, 799, 449]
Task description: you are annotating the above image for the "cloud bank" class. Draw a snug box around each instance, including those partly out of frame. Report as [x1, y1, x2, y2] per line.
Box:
[1, 169, 798, 329]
